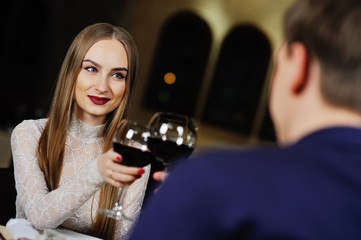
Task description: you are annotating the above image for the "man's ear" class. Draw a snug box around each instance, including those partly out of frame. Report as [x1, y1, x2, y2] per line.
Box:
[288, 42, 309, 94]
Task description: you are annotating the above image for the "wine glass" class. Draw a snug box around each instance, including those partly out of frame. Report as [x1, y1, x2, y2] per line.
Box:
[98, 120, 152, 221]
[147, 112, 197, 171]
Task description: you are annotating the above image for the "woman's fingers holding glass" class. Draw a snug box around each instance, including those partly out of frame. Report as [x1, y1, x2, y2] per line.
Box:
[109, 164, 145, 186]
[108, 171, 140, 187]
[107, 148, 122, 163]
[98, 148, 146, 187]
[107, 169, 122, 188]
[98, 150, 115, 181]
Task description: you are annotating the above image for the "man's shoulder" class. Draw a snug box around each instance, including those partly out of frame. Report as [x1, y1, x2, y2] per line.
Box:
[170, 145, 291, 185]
[188, 145, 288, 170]
[170, 143, 320, 194]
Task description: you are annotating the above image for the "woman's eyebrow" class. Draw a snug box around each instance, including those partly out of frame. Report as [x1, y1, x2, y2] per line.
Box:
[83, 59, 128, 73]
[83, 59, 101, 68]
[112, 67, 128, 73]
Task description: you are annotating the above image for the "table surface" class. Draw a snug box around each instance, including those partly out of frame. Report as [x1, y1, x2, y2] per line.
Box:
[43, 228, 102, 240]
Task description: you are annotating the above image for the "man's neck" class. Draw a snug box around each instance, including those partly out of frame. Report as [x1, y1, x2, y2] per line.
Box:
[279, 105, 361, 146]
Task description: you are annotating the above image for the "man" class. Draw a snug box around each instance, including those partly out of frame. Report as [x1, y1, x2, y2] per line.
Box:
[131, 0, 361, 239]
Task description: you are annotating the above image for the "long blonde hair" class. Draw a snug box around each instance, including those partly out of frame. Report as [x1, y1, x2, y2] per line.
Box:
[37, 23, 138, 240]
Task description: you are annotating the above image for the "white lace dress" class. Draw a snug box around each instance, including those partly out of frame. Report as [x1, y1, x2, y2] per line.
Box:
[10, 115, 150, 240]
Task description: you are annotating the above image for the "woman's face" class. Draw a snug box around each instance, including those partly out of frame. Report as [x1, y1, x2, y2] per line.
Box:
[74, 38, 128, 126]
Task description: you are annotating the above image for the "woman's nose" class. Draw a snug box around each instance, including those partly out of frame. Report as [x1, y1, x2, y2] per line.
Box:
[94, 75, 109, 93]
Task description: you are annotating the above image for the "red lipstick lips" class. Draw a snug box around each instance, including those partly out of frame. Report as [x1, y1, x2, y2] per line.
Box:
[88, 95, 110, 105]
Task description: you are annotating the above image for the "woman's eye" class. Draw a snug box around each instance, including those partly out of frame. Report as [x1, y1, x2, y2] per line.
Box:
[113, 72, 125, 80]
[85, 66, 97, 73]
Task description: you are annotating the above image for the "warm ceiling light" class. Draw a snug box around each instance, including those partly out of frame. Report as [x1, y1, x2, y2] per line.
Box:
[164, 72, 176, 85]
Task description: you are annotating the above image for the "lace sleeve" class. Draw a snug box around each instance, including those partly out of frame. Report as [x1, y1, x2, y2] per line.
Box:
[11, 120, 105, 230]
[114, 164, 151, 240]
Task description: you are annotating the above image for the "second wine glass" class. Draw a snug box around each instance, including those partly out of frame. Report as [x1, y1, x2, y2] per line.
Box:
[147, 112, 197, 171]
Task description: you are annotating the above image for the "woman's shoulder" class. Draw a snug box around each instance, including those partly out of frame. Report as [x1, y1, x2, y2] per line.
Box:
[12, 118, 48, 136]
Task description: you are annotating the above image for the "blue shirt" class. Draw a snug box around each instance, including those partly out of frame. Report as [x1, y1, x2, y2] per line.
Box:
[131, 127, 361, 240]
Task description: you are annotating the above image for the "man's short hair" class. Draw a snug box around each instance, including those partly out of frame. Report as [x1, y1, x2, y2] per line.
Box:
[284, 0, 361, 113]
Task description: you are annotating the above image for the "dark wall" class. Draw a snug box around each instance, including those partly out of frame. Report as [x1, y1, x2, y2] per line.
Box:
[2, 0, 134, 129]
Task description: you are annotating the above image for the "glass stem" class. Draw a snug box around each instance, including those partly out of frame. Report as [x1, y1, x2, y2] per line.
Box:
[116, 186, 128, 208]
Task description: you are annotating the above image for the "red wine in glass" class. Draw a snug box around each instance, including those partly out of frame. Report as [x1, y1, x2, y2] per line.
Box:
[147, 112, 197, 170]
[113, 142, 153, 167]
[147, 137, 194, 167]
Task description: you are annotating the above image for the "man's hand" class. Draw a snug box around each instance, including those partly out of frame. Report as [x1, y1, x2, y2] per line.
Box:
[153, 171, 168, 182]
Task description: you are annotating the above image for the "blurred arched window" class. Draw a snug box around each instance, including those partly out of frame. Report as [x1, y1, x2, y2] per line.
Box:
[202, 25, 272, 137]
[143, 11, 212, 117]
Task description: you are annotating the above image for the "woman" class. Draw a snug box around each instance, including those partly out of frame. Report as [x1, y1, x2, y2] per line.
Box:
[10, 23, 150, 240]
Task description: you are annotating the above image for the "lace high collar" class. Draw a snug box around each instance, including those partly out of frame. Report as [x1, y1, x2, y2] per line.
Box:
[68, 114, 105, 144]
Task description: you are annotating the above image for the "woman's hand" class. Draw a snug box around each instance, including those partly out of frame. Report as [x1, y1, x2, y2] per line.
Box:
[98, 148, 145, 188]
